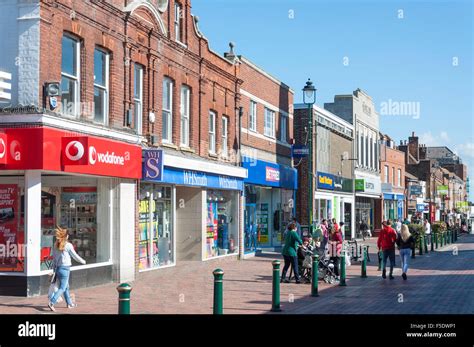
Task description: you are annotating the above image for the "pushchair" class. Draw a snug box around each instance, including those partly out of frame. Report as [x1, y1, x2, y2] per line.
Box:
[317, 244, 338, 284]
[297, 246, 314, 283]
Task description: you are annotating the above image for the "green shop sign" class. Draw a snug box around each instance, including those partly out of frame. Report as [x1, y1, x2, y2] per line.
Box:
[355, 179, 365, 192]
[437, 185, 448, 196]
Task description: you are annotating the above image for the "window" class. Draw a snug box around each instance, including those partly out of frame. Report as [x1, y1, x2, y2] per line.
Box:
[398, 169, 402, 187]
[357, 131, 361, 166]
[392, 167, 396, 186]
[61, 35, 80, 117]
[174, 2, 183, 42]
[209, 111, 216, 154]
[222, 116, 228, 157]
[249, 100, 257, 132]
[385, 165, 389, 183]
[180, 85, 190, 147]
[280, 114, 288, 142]
[264, 108, 275, 138]
[369, 136, 373, 169]
[365, 135, 369, 167]
[134, 64, 143, 134]
[93, 49, 109, 124]
[162, 78, 173, 143]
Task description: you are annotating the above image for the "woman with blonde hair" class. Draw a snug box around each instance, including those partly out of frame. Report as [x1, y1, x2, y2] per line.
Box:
[396, 224, 415, 280]
[48, 227, 86, 312]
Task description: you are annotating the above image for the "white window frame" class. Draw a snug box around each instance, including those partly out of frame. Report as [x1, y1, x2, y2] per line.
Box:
[180, 85, 190, 147]
[264, 107, 275, 138]
[134, 64, 143, 135]
[209, 111, 216, 154]
[162, 77, 173, 143]
[385, 165, 389, 184]
[392, 167, 396, 186]
[280, 113, 288, 142]
[221, 116, 228, 157]
[61, 35, 80, 118]
[398, 168, 402, 187]
[174, 2, 182, 43]
[249, 100, 257, 132]
[93, 48, 109, 125]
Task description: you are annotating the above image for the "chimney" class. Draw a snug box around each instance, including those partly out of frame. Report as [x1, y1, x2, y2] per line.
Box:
[408, 132, 419, 161]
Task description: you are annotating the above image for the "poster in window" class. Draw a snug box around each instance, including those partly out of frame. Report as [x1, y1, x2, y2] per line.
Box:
[0, 185, 19, 271]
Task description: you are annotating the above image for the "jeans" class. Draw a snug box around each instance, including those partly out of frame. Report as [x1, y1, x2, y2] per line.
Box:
[281, 255, 300, 281]
[382, 249, 396, 275]
[49, 266, 73, 306]
[399, 248, 411, 274]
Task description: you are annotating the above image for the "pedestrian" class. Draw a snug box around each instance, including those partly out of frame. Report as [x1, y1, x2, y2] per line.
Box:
[377, 220, 398, 280]
[332, 218, 339, 233]
[423, 219, 431, 244]
[396, 224, 415, 280]
[403, 218, 410, 225]
[48, 227, 86, 312]
[280, 222, 303, 284]
[329, 223, 343, 281]
[320, 219, 329, 252]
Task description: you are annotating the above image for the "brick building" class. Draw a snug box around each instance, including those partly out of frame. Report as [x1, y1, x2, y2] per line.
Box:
[0, 0, 293, 295]
[294, 104, 355, 239]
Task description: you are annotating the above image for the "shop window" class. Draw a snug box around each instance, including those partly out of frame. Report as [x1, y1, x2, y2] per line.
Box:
[93, 48, 109, 124]
[134, 64, 144, 134]
[206, 190, 238, 259]
[264, 107, 275, 138]
[280, 114, 288, 143]
[139, 185, 174, 270]
[61, 35, 80, 117]
[174, 2, 183, 43]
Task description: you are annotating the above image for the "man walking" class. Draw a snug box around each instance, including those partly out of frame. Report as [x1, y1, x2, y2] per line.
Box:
[377, 220, 398, 280]
[423, 219, 431, 244]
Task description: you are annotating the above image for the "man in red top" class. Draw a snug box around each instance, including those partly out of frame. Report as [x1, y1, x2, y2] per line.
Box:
[377, 220, 398, 279]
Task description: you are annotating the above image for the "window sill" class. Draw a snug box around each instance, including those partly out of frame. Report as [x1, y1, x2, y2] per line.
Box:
[264, 134, 276, 140]
[208, 152, 218, 158]
[180, 146, 195, 153]
[176, 40, 187, 49]
[248, 128, 258, 134]
[162, 142, 179, 150]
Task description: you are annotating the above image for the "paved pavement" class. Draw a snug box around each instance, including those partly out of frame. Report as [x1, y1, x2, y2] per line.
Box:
[0, 234, 472, 314]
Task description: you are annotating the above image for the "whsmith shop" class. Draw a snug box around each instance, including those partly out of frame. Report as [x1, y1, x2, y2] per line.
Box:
[139, 149, 247, 272]
[314, 171, 355, 239]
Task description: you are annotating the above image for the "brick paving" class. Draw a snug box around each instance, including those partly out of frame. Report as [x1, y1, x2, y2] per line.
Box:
[0, 234, 472, 314]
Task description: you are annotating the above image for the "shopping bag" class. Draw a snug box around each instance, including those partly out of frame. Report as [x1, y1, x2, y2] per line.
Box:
[48, 274, 63, 304]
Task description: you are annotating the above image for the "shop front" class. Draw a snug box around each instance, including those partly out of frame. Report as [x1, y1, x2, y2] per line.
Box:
[242, 156, 297, 253]
[315, 172, 355, 239]
[382, 183, 405, 222]
[0, 126, 141, 296]
[142, 150, 246, 264]
[355, 176, 382, 232]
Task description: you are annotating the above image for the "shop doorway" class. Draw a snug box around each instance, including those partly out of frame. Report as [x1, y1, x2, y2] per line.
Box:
[344, 202, 352, 239]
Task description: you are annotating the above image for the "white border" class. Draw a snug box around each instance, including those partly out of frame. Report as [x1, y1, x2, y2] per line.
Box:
[240, 89, 292, 118]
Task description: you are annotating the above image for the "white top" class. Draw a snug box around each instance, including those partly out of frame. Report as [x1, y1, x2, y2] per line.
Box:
[396, 221, 402, 232]
[53, 242, 86, 267]
[424, 222, 431, 234]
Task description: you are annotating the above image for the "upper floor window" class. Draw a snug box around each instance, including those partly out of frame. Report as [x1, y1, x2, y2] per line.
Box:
[93, 49, 109, 125]
[398, 169, 402, 187]
[280, 114, 288, 142]
[264, 107, 275, 138]
[209, 111, 216, 154]
[180, 85, 190, 147]
[392, 167, 396, 186]
[249, 100, 257, 132]
[174, 2, 183, 43]
[162, 77, 173, 143]
[134, 64, 144, 135]
[384, 165, 389, 183]
[61, 35, 80, 117]
[222, 116, 228, 157]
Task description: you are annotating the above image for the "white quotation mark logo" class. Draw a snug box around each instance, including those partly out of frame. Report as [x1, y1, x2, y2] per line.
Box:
[89, 146, 97, 165]
[65, 141, 85, 161]
[0, 138, 6, 159]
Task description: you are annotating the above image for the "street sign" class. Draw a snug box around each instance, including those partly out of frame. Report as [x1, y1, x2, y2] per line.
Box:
[292, 145, 308, 158]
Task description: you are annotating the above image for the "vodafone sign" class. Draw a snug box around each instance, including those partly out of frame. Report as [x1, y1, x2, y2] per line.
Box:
[0, 127, 141, 179]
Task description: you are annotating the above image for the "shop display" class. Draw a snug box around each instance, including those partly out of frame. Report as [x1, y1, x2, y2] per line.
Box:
[0, 185, 19, 271]
[257, 203, 269, 244]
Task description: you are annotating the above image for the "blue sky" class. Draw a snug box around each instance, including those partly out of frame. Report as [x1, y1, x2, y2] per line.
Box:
[192, 0, 474, 200]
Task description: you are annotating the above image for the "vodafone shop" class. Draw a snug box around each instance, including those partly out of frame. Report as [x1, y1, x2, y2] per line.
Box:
[0, 126, 141, 296]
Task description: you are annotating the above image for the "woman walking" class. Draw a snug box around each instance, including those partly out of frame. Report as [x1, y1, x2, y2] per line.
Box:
[329, 225, 343, 281]
[280, 222, 303, 284]
[48, 227, 86, 311]
[396, 224, 415, 280]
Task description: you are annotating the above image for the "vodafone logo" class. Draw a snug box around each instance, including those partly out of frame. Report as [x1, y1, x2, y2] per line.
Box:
[65, 141, 85, 162]
[0, 139, 5, 159]
[89, 146, 97, 165]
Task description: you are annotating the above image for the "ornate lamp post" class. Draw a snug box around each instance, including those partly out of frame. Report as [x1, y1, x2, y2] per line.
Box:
[303, 79, 316, 235]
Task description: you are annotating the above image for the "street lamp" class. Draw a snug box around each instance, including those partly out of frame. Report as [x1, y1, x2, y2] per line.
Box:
[303, 79, 316, 235]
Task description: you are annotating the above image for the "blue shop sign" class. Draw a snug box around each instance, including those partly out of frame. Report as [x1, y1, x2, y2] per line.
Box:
[292, 145, 309, 158]
[317, 172, 335, 190]
[142, 149, 164, 181]
[416, 204, 425, 212]
[241, 156, 297, 190]
[161, 167, 243, 190]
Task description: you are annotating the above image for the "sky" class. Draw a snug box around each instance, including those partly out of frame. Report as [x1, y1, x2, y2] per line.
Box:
[192, 0, 474, 201]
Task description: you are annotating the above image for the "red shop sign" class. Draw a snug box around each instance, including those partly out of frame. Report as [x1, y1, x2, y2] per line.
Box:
[0, 127, 141, 179]
[0, 133, 7, 165]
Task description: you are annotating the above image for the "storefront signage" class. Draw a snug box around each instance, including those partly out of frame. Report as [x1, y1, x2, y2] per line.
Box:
[317, 172, 335, 190]
[437, 185, 448, 196]
[291, 145, 308, 158]
[0, 127, 142, 179]
[0, 133, 8, 165]
[242, 156, 297, 190]
[333, 176, 353, 192]
[416, 204, 425, 212]
[355, 179, 365, 192]
[142, 149, 164, 181]
[409, 185, 422, 196]
[183, 170, 208, 186]
[218, 176, 239, 190]
[265, 167, 280, 182]
[355, 177, 381, 194]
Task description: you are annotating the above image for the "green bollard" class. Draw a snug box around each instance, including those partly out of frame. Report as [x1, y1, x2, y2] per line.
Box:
[419, 236, 423, 255]
[361, 246, 368, 278]
[435, 233, 439, 249]
[213, 269, 224, 315]
[311, 255, 319, 297]
[271, 261, 281, 312]
[339, 252, 347, 286]
[117, 283, 132, 315]
[424, 235, 428, 253]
